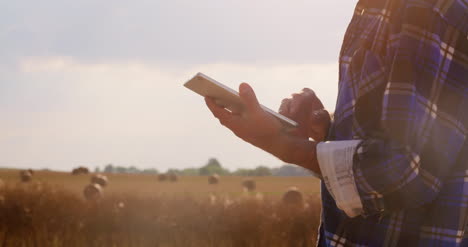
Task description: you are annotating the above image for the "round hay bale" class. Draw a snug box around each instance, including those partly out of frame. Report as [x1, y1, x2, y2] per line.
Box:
[157, 174, 167, 182]
[91, 174, 108, 187]
[208, 193, 217, 205]
[242, 179, 256, 192]
[72, 166, 89, 175]
[83, 183, 102, 201]
[117, 202, 125, 209]
[208, 174, 219, 185]
[168, 172, 178, 182]
[19, 170, 32, 183]
[80, 167, 90, 174]
[282, 187, 303, 206]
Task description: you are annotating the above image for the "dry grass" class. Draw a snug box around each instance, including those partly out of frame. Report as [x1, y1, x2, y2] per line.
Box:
[0, 169, 321, 247]
[0, 169, 321, 199]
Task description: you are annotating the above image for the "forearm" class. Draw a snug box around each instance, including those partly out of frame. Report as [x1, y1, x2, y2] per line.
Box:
[261, 132, 321, 175]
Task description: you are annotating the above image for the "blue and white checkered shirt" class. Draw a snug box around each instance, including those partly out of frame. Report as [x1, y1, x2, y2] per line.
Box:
[317, 0, 468, 246]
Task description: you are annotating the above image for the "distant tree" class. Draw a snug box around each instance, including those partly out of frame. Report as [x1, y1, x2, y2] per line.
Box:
[180, 168, 199, 176]
[232, 166, 271, 176]
[142, 168, 159, 174]
[252, 166, 271, 176]
[103, 164, 114, 173]
[94, 166, 101, 173]
[167, 168, 181, 175]
[232, 168, 252, 176]
[207, 158, 222, 168]
[127, 166, 140, 173]
[272, 165, 314, 176]
[199, 158, 229, 175]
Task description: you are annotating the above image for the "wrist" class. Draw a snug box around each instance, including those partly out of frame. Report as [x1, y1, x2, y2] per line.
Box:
[269, 132, 321, 175]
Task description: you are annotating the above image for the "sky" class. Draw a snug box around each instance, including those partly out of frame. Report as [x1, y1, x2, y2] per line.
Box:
[1, 0, 357, 172]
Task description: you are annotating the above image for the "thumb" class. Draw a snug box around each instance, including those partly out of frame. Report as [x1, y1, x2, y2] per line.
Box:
[239, 82, 261, 112]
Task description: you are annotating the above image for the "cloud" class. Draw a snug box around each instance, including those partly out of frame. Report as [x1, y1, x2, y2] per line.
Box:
[0, 0, 356, 65]
[1, 57, 338, 171]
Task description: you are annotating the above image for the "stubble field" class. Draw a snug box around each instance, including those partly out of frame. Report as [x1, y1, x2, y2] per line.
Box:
[0, 169, 322, 247]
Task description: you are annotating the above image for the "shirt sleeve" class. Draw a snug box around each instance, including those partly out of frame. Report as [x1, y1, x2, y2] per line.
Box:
[319, 3, 467, 218]
[316, 140, 364, 218]
[340, 4, 466, 217]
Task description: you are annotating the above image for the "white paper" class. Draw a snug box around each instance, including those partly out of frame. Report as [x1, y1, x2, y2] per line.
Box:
[317, 140, 364, 217]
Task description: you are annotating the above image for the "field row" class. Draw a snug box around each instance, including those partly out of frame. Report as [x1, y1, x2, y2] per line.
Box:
[0, 169, 321, 200]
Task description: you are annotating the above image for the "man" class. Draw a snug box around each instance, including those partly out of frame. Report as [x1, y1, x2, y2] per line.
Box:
[205, 0, 467, 246]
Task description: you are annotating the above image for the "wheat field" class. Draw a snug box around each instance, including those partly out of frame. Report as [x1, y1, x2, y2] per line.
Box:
[0, 169, 322, 247]
[0, 169, 321, 199]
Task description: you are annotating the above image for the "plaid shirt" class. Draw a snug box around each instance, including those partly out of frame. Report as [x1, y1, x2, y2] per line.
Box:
[318, 0, 468, 246]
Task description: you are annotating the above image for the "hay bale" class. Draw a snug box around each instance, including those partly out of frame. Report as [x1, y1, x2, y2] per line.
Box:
[242, 179, 256, 192]
[168, 172, 178, 182]
[91, 174, 108, 187]
[27, 169, 34, 175]
[208, 193, 217, 205]
[157, 174, 167, 182]
[282, 187, 303, 206]
[19, 170, 33, 183]
[72, 166, 90, 175]
[80, 167, 90, 174]
[83, 183, 102, 201]
[208, 174, 219, 185]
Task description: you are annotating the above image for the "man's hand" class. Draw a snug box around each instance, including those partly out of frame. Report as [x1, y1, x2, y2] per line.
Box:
[279, 88, 331, 142]
[205, 83, 283, 148]
[205, 83, 321, 174]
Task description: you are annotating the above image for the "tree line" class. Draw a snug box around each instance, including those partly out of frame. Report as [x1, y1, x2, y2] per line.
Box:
[98, 158, 314, 177]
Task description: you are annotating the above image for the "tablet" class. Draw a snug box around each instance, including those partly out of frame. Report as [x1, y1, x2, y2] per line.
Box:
[184, 72, 298, 128]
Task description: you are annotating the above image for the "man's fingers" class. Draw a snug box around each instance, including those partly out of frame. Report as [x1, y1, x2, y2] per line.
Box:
[290, 94, 306, 115]
[279, 98, 292, 116]
[310, 94, 325, 111]
[205, 97, 234, 125]
[205, 97, 245, 134]
[299, 88, 325, 111]
[239, 83, 261, 112]
[310, 109, 330, 123]
[301, 88, 316, 95]
[308, 110, 331, 142]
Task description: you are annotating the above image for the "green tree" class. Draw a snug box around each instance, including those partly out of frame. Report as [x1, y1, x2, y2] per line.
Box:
[233, 166, 272, 176]
[252, 166, 271, 176]
[115, 166, 127, 173]
[127, 166, 140, 173]
[167, 168, 181, 175]
[232, 168, 252, 176]
[142, 168, 159, 174]
[180, 168, 199, 175]
[199, 158, 229, 175]
[103, 164, 114, 173]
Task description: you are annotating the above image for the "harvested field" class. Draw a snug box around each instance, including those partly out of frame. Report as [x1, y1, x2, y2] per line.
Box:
[0, 169, 321, 247]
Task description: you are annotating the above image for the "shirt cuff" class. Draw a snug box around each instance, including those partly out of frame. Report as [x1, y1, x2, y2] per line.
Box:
[317, 140, 364, 218]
